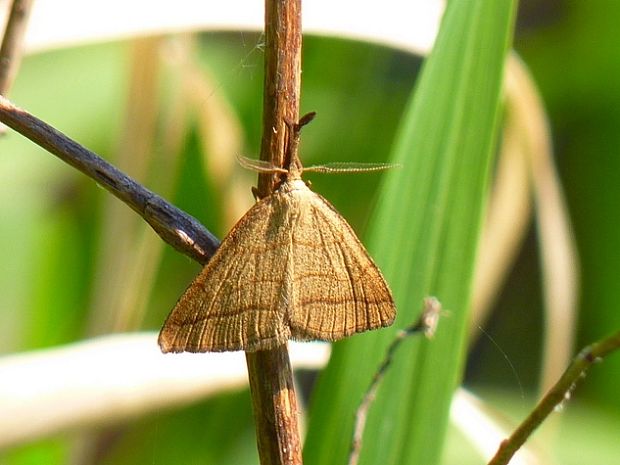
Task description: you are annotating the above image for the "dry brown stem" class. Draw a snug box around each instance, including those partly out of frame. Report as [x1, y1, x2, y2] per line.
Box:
[0, 0, 34, 95]
[244, 1, 304, 464]
[348, 297, 441, 465]
[488, 329, 620, 465]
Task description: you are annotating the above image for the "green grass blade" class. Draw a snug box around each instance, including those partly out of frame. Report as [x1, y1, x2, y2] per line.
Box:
[304, 1, 516, 464]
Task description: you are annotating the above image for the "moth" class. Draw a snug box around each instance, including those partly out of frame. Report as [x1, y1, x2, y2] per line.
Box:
[158, 113, 396, 352]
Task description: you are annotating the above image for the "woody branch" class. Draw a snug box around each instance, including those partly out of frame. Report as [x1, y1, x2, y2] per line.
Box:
[0, 96, 220, 264]
[488, 329, 620, 465]
[0, 0, 34, 96]
[244, 1, 304, 465]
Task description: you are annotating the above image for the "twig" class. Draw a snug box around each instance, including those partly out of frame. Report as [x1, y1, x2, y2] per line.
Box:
[255, 0, 302, 198]
[244, 1, 304, 465]
[0, 0, 33, 95]
[0, 95, 220, 265]
[488, 329, 620, 465]
[348, 297, 442, 465]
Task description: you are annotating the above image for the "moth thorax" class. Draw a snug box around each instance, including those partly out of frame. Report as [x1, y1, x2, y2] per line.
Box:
[279, 178, 308, 194]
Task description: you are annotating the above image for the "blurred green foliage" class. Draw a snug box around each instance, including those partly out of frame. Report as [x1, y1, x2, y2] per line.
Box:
[517, 1, 620, 407]
[469, 0, 620, 408]
[306, 1, 514, 464]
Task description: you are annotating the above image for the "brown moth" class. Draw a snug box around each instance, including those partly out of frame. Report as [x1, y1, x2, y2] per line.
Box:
[158, 113, 396, 353]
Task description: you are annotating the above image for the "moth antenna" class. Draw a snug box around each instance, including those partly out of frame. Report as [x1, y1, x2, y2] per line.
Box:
[237, 154, 288, 174]
[304, 162, 401, 174]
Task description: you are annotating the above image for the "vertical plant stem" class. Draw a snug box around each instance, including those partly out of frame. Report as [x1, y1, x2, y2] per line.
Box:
[256, 0, 302, 198]
[0, 0, 34, 95]
[245, 1, 303, 465]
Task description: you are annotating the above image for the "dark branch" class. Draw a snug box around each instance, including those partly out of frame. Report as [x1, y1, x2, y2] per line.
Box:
[0, 95, 220, 265]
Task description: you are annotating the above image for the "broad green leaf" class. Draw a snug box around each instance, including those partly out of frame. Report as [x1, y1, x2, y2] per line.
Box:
[304, 1, 516, 465]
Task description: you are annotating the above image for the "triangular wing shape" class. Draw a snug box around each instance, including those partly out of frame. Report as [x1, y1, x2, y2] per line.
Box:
[288, 191, 396, 341]
[158, 195, 293, 353]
